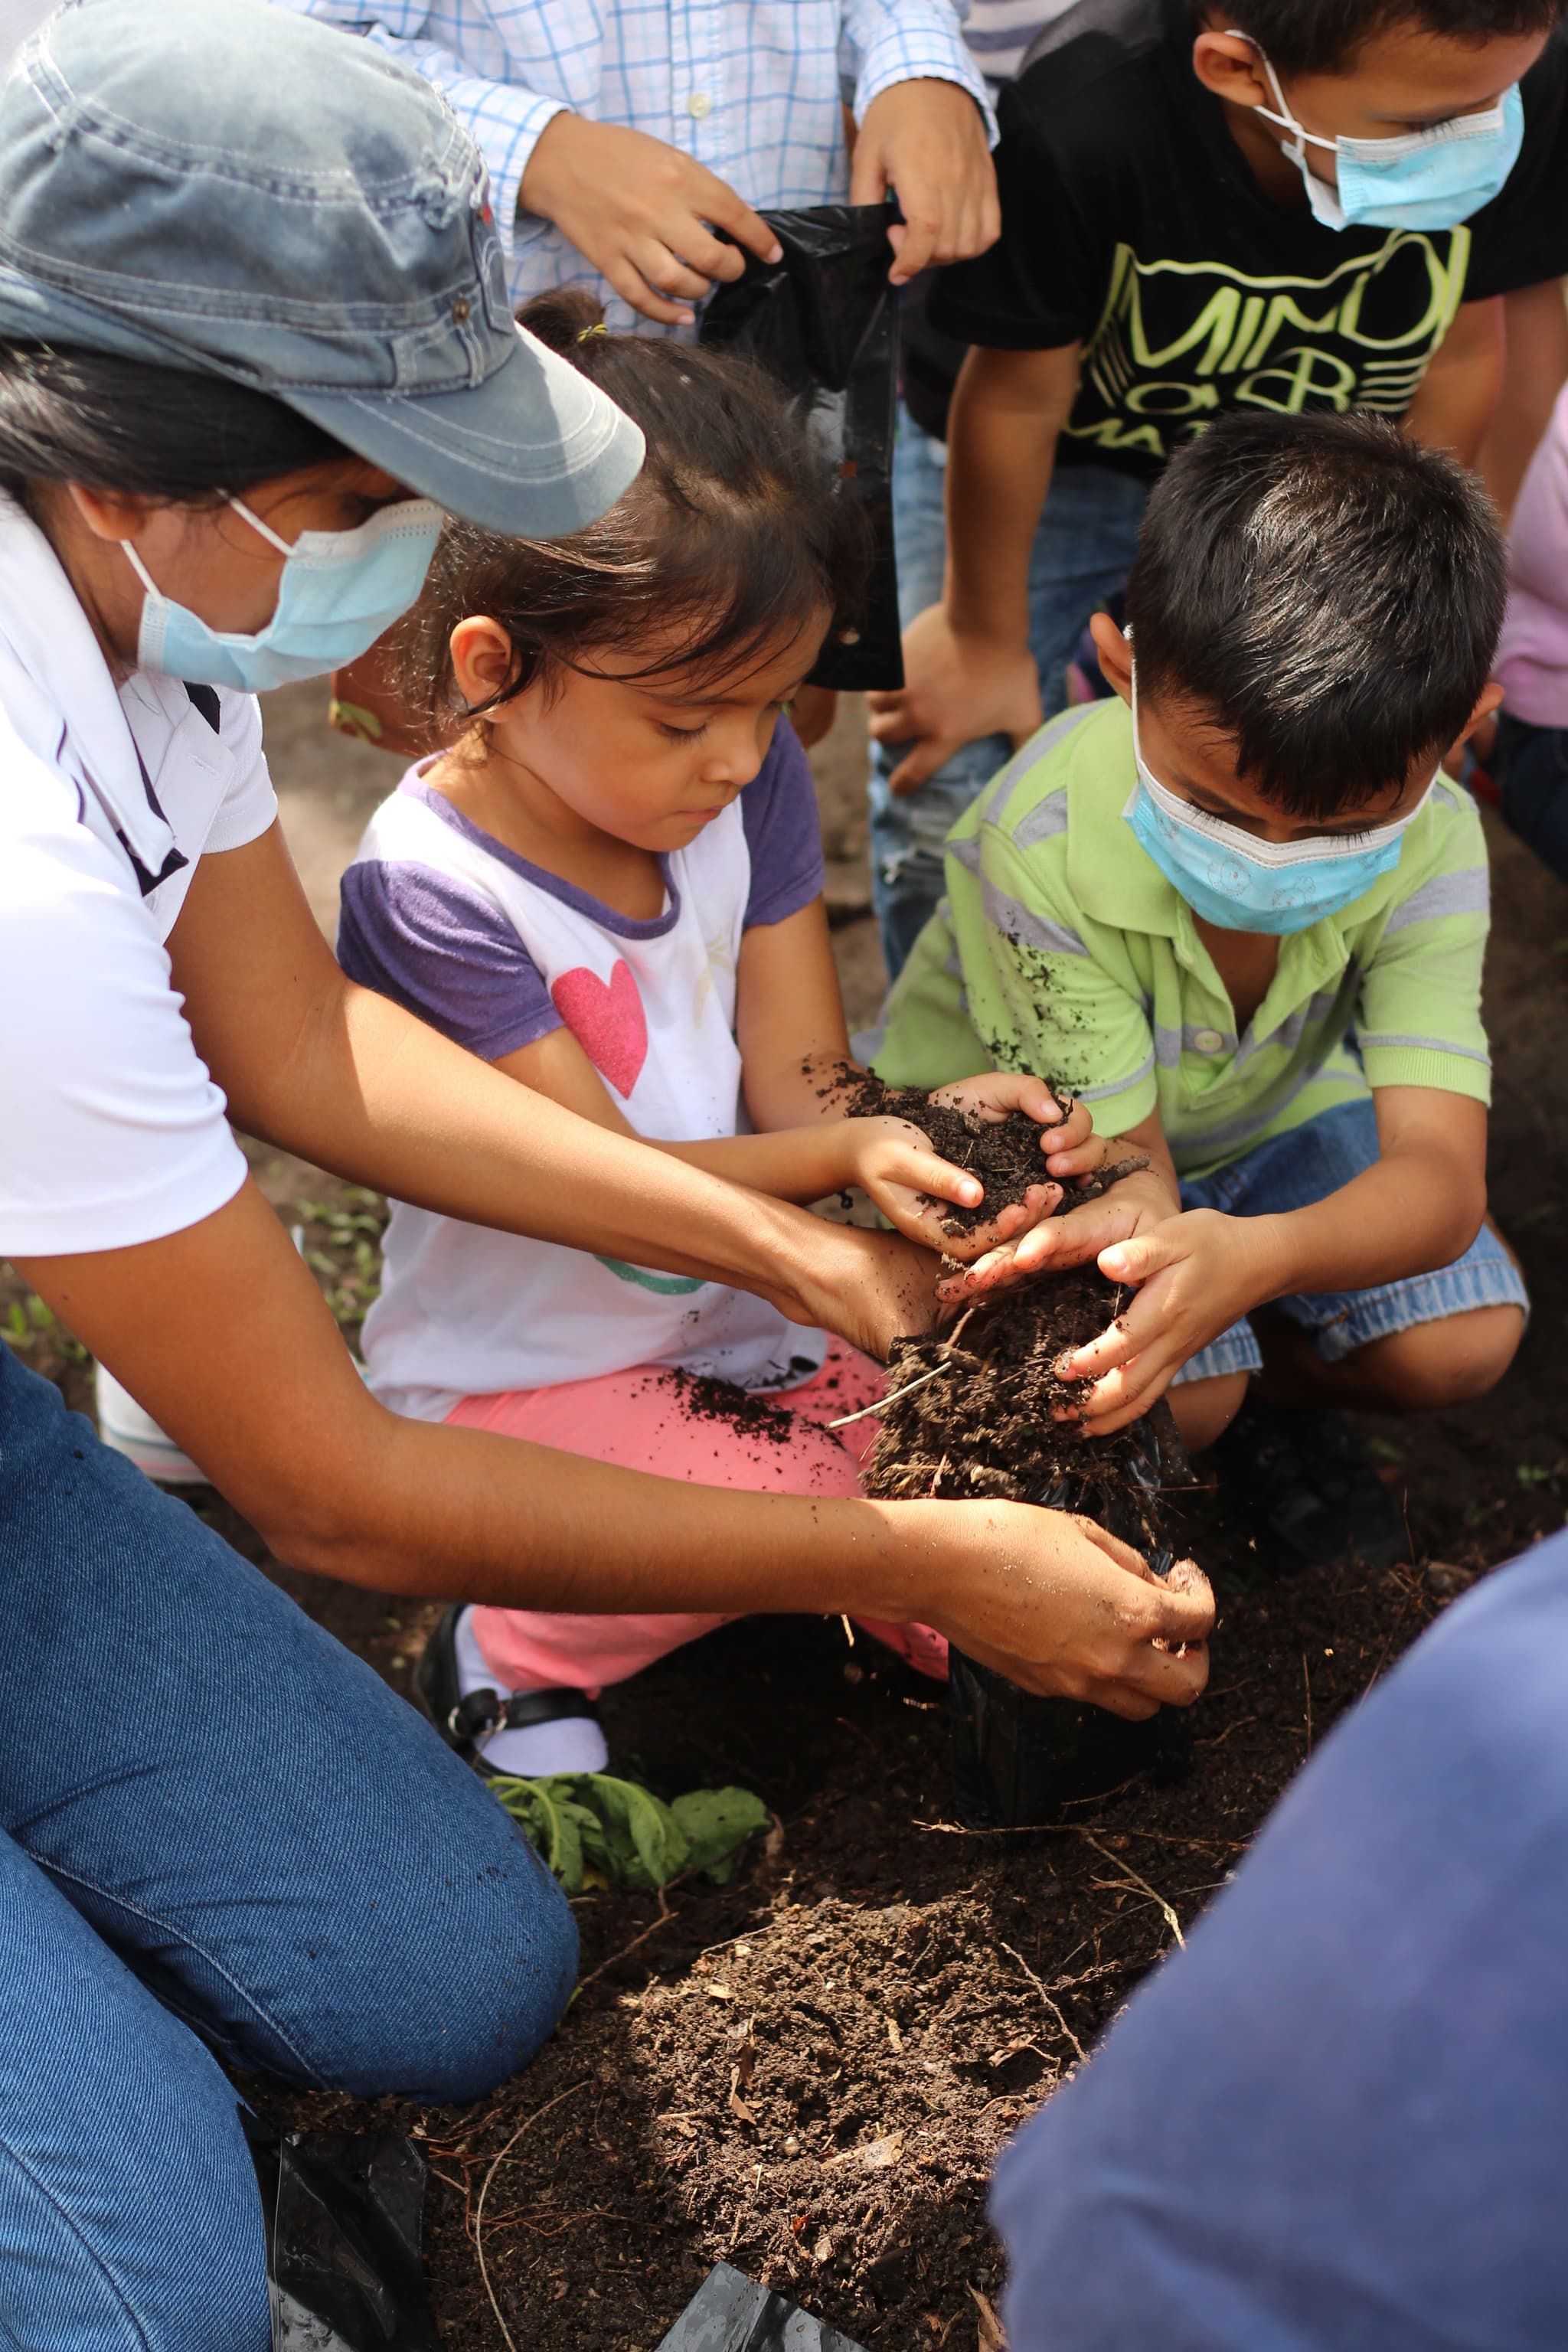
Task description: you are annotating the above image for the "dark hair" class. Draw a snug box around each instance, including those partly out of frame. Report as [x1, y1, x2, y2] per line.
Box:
[400, 286, 870, 728]
[1123, 409, 1506, 817]
[1206, 0, 1563, 77]
[0, 341, 349, 508]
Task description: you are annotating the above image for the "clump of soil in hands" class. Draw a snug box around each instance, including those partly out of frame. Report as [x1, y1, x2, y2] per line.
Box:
[838, 1072, 1174, 1520]
[833, 1066, 1143, 1237]
[864, 1270, 1195, 1828]
[850, 1082, 1195, 1825]
[862, 1271, 1181, 1535]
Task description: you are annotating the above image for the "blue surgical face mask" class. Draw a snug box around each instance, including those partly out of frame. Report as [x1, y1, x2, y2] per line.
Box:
[1232, 33, 1524, 232]
[125, 494, 443, 691]
[1125, 676, 1430, 933]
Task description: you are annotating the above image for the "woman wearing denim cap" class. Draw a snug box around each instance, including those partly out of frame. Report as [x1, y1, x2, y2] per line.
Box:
[0, 2, 1210, 2338]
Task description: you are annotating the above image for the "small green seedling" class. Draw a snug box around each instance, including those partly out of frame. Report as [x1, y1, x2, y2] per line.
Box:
[491, 1772, 769, 1895]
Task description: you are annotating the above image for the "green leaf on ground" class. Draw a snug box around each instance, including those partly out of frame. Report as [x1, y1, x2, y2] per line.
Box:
[671, 1787, 770, 1880]
[490, 1773, 767, 1896]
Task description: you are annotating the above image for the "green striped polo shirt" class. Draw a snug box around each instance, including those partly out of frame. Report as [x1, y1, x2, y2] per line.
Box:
[876, 698, 1491, 1180]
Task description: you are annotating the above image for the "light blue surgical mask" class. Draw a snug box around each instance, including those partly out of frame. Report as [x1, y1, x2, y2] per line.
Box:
[1125, 678, 1430, 933]
[1233, 34, 1524, 232]
[125, 494, 443, 691]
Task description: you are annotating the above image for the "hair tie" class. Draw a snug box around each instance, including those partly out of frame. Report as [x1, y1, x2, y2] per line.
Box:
[576, 322, 609, 341]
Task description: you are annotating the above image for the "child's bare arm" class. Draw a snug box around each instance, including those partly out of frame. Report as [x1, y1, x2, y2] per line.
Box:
[733, 902, 1083, 1138]
[498, 907, 1080, 1254]
[1059, 1089, 1490, 1435]
[1405, 296, 1505, 468]
[498, 1022, 1060, 1256]
[866, 341, 1081, 794]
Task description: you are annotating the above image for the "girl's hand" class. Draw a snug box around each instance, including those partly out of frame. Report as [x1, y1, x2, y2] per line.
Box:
[917, 1499, 1214, 1715]
[844, 1113, 1063, 1259]
[1054, 1209, 1282, 1436]
[935, 1136, 1179, 1301]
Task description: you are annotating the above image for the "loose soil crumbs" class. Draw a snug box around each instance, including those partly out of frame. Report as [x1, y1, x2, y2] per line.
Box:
[658, 1368, 796, 1447]
[243, 1553, 1468, 2352]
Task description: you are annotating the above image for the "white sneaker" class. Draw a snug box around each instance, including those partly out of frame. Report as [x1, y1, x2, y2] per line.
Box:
[94, 1363, 206, 1485]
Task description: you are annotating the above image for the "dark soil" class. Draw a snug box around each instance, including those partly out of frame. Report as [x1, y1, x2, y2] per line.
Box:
[838, 1070, 1142, 1237]
[861, 1274, 1175, 1527]
[241, 1550, 1453, 2352]
[658, 1368, 797, 1446]
[5, 821, 1568, 2350]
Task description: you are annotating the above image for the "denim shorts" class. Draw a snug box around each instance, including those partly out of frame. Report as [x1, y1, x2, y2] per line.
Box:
[1170, 1097, 1530, 1386]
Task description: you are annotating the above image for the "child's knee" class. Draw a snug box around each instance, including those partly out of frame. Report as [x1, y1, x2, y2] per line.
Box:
[1354, 1304, 1525, 1411]
[1169, 1369, 1250, 1452]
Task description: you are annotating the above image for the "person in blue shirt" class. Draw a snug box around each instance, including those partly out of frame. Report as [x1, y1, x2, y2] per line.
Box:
[994, 1526, 1568, 2350]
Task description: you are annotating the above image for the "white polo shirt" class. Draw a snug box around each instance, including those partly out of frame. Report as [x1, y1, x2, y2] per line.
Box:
[0, 497, 274, 1256]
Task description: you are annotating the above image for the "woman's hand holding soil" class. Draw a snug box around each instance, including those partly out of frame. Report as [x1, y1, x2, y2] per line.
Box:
[911, 1501, 1214, 1718]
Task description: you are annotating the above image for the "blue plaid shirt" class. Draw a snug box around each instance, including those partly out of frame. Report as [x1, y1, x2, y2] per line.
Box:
[283, 1, 995, 319]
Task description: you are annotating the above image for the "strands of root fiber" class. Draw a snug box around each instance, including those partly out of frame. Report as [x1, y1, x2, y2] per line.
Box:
[862, 1269, 1172, 1541]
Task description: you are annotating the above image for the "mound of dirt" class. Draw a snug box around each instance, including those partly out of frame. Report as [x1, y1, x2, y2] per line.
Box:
[244, 1551, 1448, 2352]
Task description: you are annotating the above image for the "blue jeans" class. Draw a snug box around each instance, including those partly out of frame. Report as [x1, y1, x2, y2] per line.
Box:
[869, 404, 1150, 978]
[1494, 710, 1568, 886]
[0, 1342, 577, 2350]
[1171, 1099, 1530, 1386]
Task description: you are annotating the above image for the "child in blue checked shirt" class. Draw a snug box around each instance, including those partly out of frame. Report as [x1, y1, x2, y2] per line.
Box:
[877, 410, 1528, 1566]
[281, 0, 999, 327]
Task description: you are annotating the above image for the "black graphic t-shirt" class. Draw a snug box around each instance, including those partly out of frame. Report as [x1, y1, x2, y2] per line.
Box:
[910, 0, 1568, 472]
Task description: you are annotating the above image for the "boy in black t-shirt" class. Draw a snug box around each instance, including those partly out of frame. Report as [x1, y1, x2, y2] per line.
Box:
[864, 0, 1568, 976]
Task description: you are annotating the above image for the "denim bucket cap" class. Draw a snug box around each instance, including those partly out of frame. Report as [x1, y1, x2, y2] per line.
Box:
[0, 0, 644, 534]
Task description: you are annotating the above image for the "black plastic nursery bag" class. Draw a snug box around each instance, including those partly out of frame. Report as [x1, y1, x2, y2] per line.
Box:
[243, 2114, 437, 2351]
[701, 203, 902, 693]
[657, 2261, 868, 2352]
[949, 1412, 1196, 1828]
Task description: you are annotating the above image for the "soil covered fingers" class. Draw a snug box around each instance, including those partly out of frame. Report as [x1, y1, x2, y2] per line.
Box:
[929, 1072, 1077, 1132]
[926, 1504, 1212, 1712]
[841, 1078, 1106, 1245]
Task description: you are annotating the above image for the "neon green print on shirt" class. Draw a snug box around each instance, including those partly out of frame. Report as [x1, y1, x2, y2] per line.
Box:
[1067, 230, 1470, 461]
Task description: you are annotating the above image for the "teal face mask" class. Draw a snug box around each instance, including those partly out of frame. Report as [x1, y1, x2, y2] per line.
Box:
[1125, 675, 1431, 933]
[1235, 34, 1524, 232]
[125, 494, 443, 691]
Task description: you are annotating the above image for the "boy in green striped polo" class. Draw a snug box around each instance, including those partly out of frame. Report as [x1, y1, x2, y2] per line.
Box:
[881, 410, 1527, 1564]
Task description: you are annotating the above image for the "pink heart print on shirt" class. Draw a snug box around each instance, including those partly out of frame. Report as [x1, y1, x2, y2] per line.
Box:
[551, 959, 648, 1098]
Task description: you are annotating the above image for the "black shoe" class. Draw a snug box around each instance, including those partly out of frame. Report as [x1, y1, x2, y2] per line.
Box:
[414, 1605, 603, 1781]
[1213, 1400, 1408, 1570]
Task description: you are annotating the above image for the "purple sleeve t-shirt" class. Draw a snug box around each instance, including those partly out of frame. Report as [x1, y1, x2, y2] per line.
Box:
[336, 715, 825, 1059]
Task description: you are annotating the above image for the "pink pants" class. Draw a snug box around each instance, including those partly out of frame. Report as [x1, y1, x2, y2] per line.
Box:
[447, 1338, 949, 1694]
